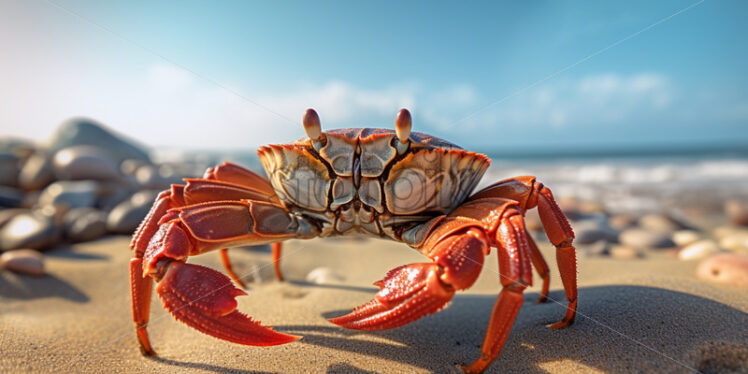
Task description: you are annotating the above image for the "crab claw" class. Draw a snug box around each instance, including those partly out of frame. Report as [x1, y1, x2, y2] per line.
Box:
[156, 261, 300, 346]
[329, 263, 454, 330]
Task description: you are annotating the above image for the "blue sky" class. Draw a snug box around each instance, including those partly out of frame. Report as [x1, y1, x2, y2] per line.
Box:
[1, 0, 746, 151]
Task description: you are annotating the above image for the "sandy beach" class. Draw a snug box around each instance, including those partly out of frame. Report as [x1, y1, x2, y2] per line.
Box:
[2, 233, 746, 373]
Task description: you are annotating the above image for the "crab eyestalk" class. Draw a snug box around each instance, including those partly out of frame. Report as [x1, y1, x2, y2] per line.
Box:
[304, 108, 325, 150]
[395, 108, 411, 154]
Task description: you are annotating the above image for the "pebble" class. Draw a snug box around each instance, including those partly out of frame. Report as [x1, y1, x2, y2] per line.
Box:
[63, 207, 108, 242]
[572, 220, 620, 244]
[718, 231, 748, 254]
[18, 152, 55, 190]
[638, 213, 685, 232]
[672, 230, 701, 247]
[47, 117, 151, 164]
[678, 240, 722, 261]
[38, 180, 99, 209]
[0, 249, 45, 276]
[106, 190, 159, 234]
[0, 152, 20, 187]
[0, 212, 60, 251]
[306, 267, 345, 284]
[0, 186, 24, 207]
[609, 245, 642, 259]
[582, 240, 609, 257]
[52, 146, 122, 181]
[0, 208, 27, 229]
[608, 214, 637, 230]
[696, 253, 748, 287]
[724, 200, 748, 226]
[0, 138, 35, 159]
[619, 228, 675, 249]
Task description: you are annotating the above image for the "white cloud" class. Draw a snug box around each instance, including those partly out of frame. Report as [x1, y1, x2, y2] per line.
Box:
[462, 72, 674, 131]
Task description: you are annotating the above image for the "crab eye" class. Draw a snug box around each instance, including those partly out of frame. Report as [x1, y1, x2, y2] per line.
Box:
[394, 108, 412, 154]
[303, 108, 322, 141]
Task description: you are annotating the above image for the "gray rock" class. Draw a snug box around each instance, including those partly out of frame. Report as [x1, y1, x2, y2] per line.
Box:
[18, 152, 55, 190]
[0, 249, 45, 276]
[619, 228, 675, 249]
[0, 152, 20, 187]
[47, 118, 150, 164]
[678, 240, 722, 261]
[0, 212, 60, 251]
[63, 207, 108, 242]
[0, 186, 24, 207]
[120, 158, 149, 176]
[306, 267, 345, 284]
[38, 180, 99, 209]
[696, 253, 748, 287]
[106, 190, 159, 234]
[572, 220, 620, 244]
[725, 200, 748, 226]
[0, 137, 36, 159]
[582, 240, 610, 257]
[52, 146, 122, 181]
[97, 182, 136, 212]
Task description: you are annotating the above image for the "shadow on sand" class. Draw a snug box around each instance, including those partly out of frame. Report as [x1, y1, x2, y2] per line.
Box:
[0, 272, 89, 302]
[272, 285, 748, 373]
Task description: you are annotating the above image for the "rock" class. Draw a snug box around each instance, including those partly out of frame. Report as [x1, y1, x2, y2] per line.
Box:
[619, 228, 675, 249]
[0, 137, 36, 159]
[38, 180, 99, 209]
[306, 267, 345, 284]
[582, 240, 609, 257]
[696, 253, 748, 287]
[638, 213, 685, 232]
[719, 231, 748, 254]
[52, 146, 122, 181]
[0, 249, 45, 276]
[572, 220, 620, 244]
[135, 165, 167, 189]
[120, 158, 149, 176]
[724, 200, 748, 226]
[608, 214, 637, 230]
[63, 207, 108, 242]
[106, 190, 159, 234]
[672, 230, 701, 247]
[678, 240, 722, 261]
[714, 226, 741, 240]
[47, 117, 150, 164]
[97, 182, 136, 212]
[0, 212, 60, 251]
[609, 245, 642, 259]
[0, 186, 24, 207]
[0, 208, 27, 229]
[0, 152, 20, 187]
[18, 152, 55, 190]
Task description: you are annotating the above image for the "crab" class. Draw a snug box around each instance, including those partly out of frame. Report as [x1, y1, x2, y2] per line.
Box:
[129, 108, 577, 373]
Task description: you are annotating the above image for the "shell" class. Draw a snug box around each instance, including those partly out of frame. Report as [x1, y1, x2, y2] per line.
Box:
[258, 128, 490, 239]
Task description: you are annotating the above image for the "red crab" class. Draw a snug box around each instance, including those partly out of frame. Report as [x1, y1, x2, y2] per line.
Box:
[129, 108, 577, 373]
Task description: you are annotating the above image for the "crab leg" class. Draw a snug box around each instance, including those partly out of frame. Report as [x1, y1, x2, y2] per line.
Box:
[527, 235, 550, 303]
[219, 248, 246, 289]
[460, 207, 533, 373]
[272, 242, 284, 281]
[330, 218, 487, 330]
[130, 199, 316, 354]
[471, 177, 577, 328]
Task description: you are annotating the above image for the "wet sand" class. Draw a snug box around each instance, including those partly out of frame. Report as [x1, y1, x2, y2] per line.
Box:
[1, 235, 747, 373]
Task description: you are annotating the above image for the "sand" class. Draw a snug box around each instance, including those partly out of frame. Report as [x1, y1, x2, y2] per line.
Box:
[1, 235, 747, 373]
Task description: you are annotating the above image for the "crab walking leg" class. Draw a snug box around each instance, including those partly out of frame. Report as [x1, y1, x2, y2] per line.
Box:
[129, 257, 154, 355]
[471, 176, 577, 328]
[219, 248, 246, 289]
[330, 219, 488, 330]
[271, 242, 284, 281]
[527, 235, 550, 303]
[130, 199, 317, 354]
[460, 210, 534, 374]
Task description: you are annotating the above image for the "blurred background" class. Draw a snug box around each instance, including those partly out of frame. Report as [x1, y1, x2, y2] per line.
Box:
[0, 0, 747, 255]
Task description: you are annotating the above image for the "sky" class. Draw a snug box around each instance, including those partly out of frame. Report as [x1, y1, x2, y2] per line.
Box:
[0, 0, 747, 153]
